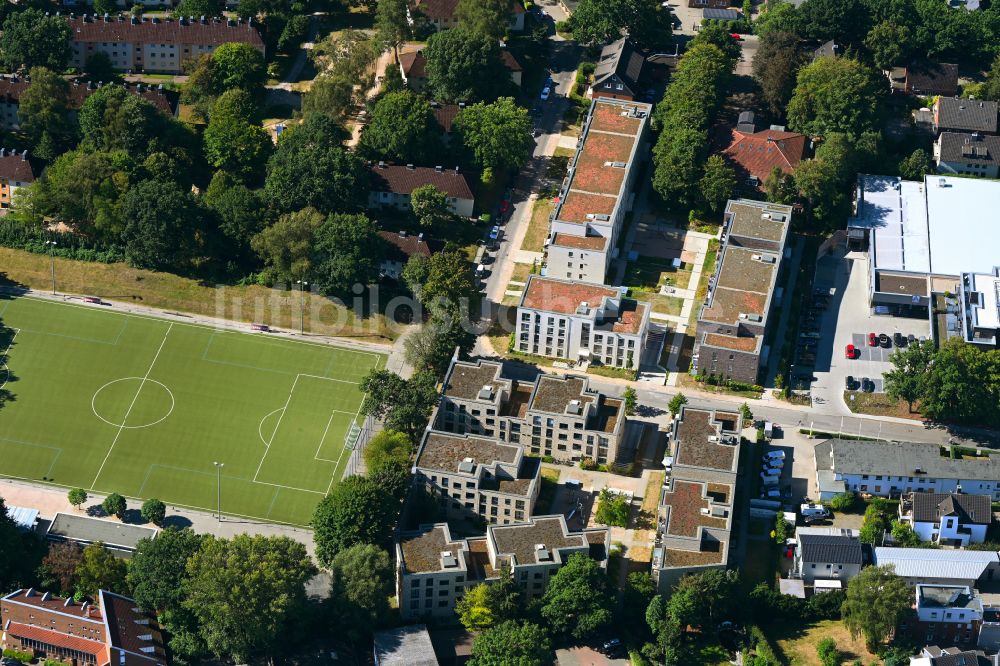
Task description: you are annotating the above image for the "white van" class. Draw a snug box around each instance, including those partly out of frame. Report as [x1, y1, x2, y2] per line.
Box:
[800, 503, 830, 518]
[764, 450, 786, 461]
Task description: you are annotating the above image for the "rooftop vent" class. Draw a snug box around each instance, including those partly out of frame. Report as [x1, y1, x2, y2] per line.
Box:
[478, 384, 494, 400]
[739, 313, 763, 322]
[406, 163, 415, 170]
[458, 457, 476, 474]
[567, 399, 583, 416]
[594, 213, 610, 221]
[535, 543, 552, 561]
[441, 551, 458, 568]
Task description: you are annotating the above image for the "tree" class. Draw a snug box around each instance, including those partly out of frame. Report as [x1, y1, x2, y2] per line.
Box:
[841, 564, 911, 651]
[420, 245, 479, 315]
[689, 22, 742, 66]
[211, 42, 266, 92]
[469, 621, 553, 666]
[102, 493, 127, 520]
[173, 0, 225, 17]
[699, 155, 737, 213]
[890, 521, 920, 546]
[360, 369, 440, 441]
[68, 489, 88, 510]
[403, 254, 431, 298]
[816, 637, 839, 666]
[796, 0, 869, 44]
[84, 52, 116, 82]
[76, 542, 129, 595]
[623, 387, 637, 416]
[140, 498, 167, 526]
[829, 492, 858, 512]
[204, 90, 272, 183]
[359, 91, 440, 163]
[773, 511, 789, 545]
[329, 544, 393, 642]
[753, 31, 805, 116]
[403, 314, 475, 376]
[424, 28, 512, 102]
[787, 57, 882, 137]
[312, 212, 384, 295]
[410, 184, 453, 229]
[883, 339, 933, 411]
[764, 165, 797, 205]
[203, 171, 267, 268]
[456, 583, 498, 631]
[312, 476, 398, 567]
[983, 55, 1000, 102]
[540, 553, 614, 639]
[454, 97, 533, 174]
[898, 148, 933, 182]
[17, 67, 77, 162]
[652, 128, 708, 206]
[363, 430, 413, 472]
[119, 179, 204, 271]
[92, 0, 118, 14]
[265, 114, 368, 215]
[128, 528, 204, 613]
[645, 595, 682, 663]
[596, 488, 631, 527]
[376, 0, 410, 57]
[38, 541, 83, 595]
[251, 207, 325, 283]
[666, 569, 739, 630]
[0, 496, 44, 593]
[183, 535, 317, 662]
[457, 0, 513, 40]
[755, 2, 802, 39]
[568, 0, 673, 49]
[739, 402, 753, 424]
[859, 499, 892, 545]
[458, 565, 523, 631]
[865, 22, 913, 70]
[0, 9, 73, 72]
[667, 392, 687, 416]
[921, 338, 1000, 427]
[368, 460, 410, 501]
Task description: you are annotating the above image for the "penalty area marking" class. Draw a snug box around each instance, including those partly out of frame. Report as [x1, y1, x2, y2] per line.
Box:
[0, 328, 20, 391]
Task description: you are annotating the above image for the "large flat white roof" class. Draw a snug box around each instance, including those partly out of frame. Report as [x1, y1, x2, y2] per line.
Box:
[852, 174, 1000, 278]
[925, 176, 1000, 277]
[968, 271, 1000, 330]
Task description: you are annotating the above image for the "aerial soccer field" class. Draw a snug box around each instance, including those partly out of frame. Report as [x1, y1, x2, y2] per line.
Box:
[0, 294, 385, 526]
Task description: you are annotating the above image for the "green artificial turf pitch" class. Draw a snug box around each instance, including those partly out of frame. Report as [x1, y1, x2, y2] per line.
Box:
[0, 294, 385, 526]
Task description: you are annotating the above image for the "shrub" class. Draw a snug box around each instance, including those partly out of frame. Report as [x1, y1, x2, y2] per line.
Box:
[3, 649, 34, 663]
[816, 637, 838, 666]
[595, 488, 630, 527]
[829, 492, 858, 513]
[579, 458, 598, 470]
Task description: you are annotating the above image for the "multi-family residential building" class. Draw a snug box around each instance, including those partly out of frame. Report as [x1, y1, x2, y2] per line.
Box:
[814, 439, 1000, 501]
[515, 275, 650, 370]
[934, 132, 1000, 177]
[412, 429, 539, 525]
[545, 98, 651, 284]
[408, 0, 526, 32]
[874, 548, 1000, 589]
[377, 230, 435, 281]
[0, 75, 176, 130]
[0, 149, 33, 211]
[65, 14, 265, 75]
[897, 492, 993, 546]
[911, 646, 1000, 666]
[588, 38, 645, 101]
[434, 356, 627, 465]
[396, 516, 609, 621]
[692, 199, 792, 384]
[932, 97, 998, 135]
[916, 585, 985, 647]
[793, 527, 864, 585]
[398, 49, 522, 91]
[367, 163, 475, 218]
[958, 269, 1000, 348]
[652, 407, 741, 592]
[0, 589, 165, 666]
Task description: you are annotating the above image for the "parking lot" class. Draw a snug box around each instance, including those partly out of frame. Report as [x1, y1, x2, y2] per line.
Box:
[809, 250, 932, 413]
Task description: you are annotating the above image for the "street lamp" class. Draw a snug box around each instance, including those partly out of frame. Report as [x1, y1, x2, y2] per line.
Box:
[295, 280, 309, 335]
[213, 461, 224, 522]
[45, 241, 57, 295]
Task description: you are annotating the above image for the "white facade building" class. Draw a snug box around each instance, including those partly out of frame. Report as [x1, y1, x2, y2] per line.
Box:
[898, 492, 992, 546]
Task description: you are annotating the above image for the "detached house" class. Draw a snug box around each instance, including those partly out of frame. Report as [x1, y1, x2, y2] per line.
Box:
[891, 62, 959, 97]
[934, 132, 1000, 178]
[792, 527, 864, 586]
[588, 38, 645, 101]
[368, 163, 475, 217]
[377, 230, 435, 281]
[933, 97, 999, 135]
[898, 492, 993, 546]
[722, 127, 807, 191]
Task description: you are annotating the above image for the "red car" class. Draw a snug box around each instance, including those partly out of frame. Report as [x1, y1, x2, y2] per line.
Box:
[498, 200, 510, 215]
[730, 32, 743, 40]
[868, 332, 878, 347]
[845, 344, 856, 359]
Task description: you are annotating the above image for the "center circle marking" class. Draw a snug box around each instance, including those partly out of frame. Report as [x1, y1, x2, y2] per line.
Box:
[92, 377, 175, 429]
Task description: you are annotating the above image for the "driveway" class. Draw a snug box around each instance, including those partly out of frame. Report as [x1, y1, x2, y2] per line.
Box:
[557, 647, 629, 665]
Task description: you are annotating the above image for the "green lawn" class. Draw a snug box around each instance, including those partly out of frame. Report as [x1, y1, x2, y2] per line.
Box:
[0, 294, 385, 525]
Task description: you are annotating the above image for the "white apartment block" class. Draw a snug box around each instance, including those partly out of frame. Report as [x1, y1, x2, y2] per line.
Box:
[413, 429, 539, 526]
[898, 492, 992, 546]
[434, 356, 626, 465]
[544, 98, 651, 284]
[515, 275, 649, 370]
[396, 516, 609, 622]
[815, 439, 1000, 501]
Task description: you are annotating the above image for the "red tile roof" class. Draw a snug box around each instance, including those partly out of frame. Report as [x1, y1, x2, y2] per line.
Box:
[5, 622, 107, 659]
[432, 103, 459, 132]
[100, 591, 166, 662]
[501, 50, 522, 72]
[369, 164, 474, 200]
[399, 50, 426, 79]
[66, 15, 264, 49]
[3, 589, 105, 622]
[413, 0, 461, 20]
[722, 129, 806, 184]
[0, 76, 175, 114]
[0, 151, 34, 182]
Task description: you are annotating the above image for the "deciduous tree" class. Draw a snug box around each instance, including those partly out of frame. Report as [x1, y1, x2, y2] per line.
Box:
[204, 93, 273, 183]
[787, 57, 882, 137]
[568, 0, 672, 49]
[667, 392, 687, 416]
[699, 154, 737, 213]
[312, 476, 398, 567]
[128, 528, 205, 613]
[18, 67, 77, 161]
[921, 338, 1000, 427]
[864, 22, 913, 70]
[360, 369, 440, 441]
[897, 148, 933, 182]
[38, 541, 83, 595]
[363, 430, 413, 472]
[424, 28, 512, 102]
[540, 553, 613, 639]
[456, 0, 513, 40]
[454, 97, 533, 174]
[183, 535, 317, 662]
[753, 31, 805, 116]
[329, 544, 393, 641]
[140, 499, 167, 526]
[883, 339, 933, 411]
[312, 212, 384, 295]
[68, 489, 88, 510]
[376, 0, 410, 57]
[359, 91, 440, 163]
[0, 9, 72, 72]
[251, 207, 325, 282]
[119, 179, 204, 271]
[469, 621, 552, 666]
[76, 542, 129, 595]
[841, 564, 910, 651]
[102, 493, 127, 520]
[623, 387, 637, 416]
[410, 184, 453, 229]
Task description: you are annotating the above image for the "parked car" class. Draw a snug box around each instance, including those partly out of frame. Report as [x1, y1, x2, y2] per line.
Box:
[762, 466, 781, 477]
[868, 332, 878, 347]
[730, 32, 743, 40]
[908, 334, 917, 346]
[893, 332, 905, 347]
[489, 225, 501, 240]
[540, 86, 551, 100]
[861, 377, 875, 392]
[845, 343, 856, 359]
[801, 503, 830, 518]
[498, 200, 510, 215]
[602, 639, 623, 656]
[879, 333, 891, 348]
[762, 488, 781, 499]
[845, 375, 857, 390]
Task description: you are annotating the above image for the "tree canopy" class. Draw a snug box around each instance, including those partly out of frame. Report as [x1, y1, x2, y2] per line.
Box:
[424, 28, 512, 102]
[786, 57, 882, 137]
[469, 621, 553, 666]
[0, 9, 72, 72]
[128, 528, 205, 613]
[454, 97, 533, 175]
[312, 476, 398, 567]
[359, 91, 440, 164]
[311, 212, 384, 295]
[539, 553, 614, 639]
[841, 565, 910, 651]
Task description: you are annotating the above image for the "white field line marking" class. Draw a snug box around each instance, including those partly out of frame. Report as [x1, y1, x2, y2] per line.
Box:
[140, 462, 327, 498]
[264, 487, 281, 519]
[325, 354, 381, 494]
[258, 407, 286, 447]
[0, 435, 63, 479]
[90, 323, 173, 489]
[314, 411, 359, 463]
[252, 374, 300, 482]
[0, 328, 20, 391]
